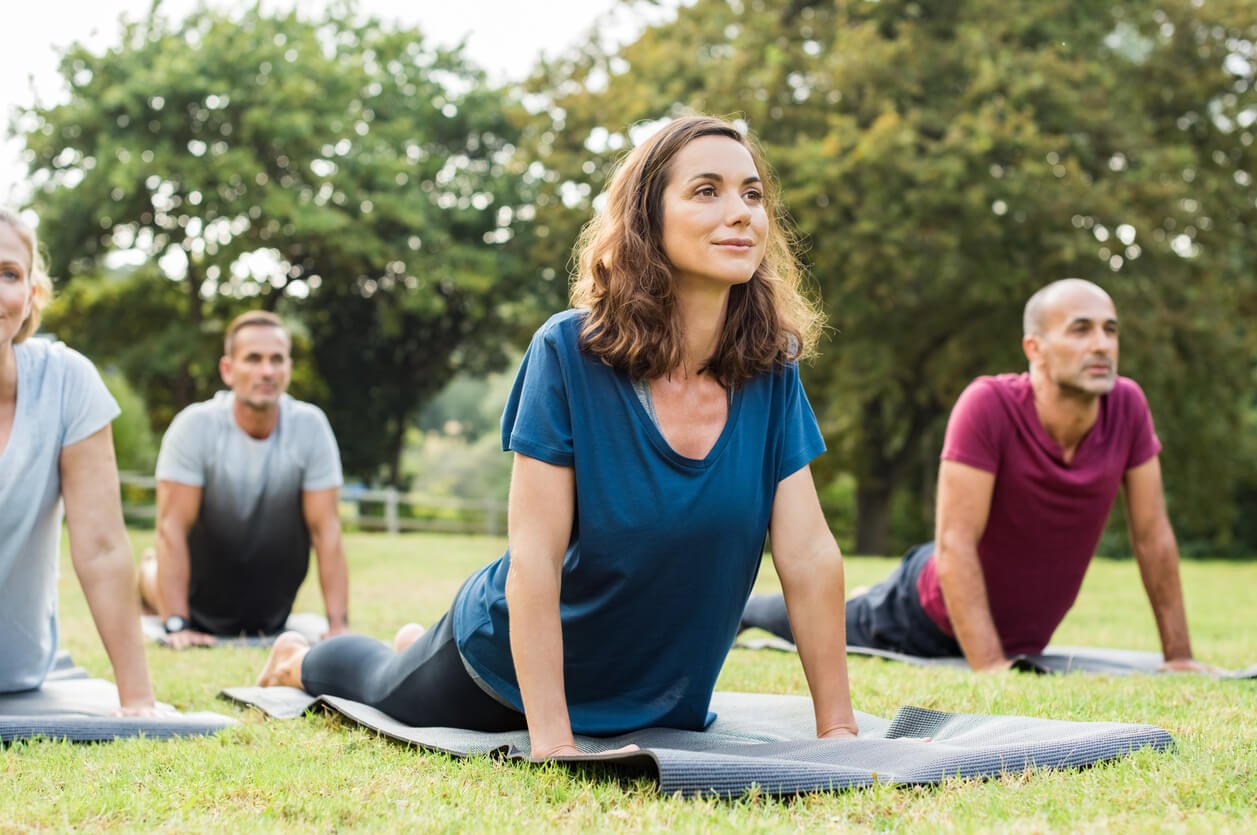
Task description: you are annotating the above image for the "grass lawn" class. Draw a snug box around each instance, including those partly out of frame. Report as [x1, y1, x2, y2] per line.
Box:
[5, 530, 1256, 832]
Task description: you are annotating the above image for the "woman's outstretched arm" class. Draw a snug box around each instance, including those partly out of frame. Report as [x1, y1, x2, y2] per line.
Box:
[769, 465, 858, 738]
[504, 452, 579, 758]
[61, 424, 158, 714]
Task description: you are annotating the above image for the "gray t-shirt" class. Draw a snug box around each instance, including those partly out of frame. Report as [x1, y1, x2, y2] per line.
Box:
[0, 340, 119, 692]
[155, 391, 342, 635]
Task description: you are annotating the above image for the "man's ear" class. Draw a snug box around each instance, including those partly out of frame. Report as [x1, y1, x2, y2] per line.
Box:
[1021, 334, 1040, 367]
[219, 354, 233, 387]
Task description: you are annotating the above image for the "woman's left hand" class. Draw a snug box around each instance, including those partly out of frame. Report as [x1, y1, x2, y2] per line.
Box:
[113, 700, 171, 718]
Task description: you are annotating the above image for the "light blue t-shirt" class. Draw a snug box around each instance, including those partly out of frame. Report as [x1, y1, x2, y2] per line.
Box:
[453, 310, 825, 735]
[0, 340, 120, 692]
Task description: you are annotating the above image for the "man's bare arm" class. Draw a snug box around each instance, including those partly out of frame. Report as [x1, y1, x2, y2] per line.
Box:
[302, 487, 349, 636]
[934, 460, 1008, 671]
[1123, 456, 1206, 669]
[154, 480, 215, 648]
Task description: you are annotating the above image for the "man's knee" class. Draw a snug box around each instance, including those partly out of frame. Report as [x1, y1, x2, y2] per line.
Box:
[137, 549, 159, 611]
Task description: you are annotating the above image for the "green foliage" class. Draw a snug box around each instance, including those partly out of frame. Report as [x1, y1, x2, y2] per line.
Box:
[99, 367, 158, 472]
[22, 2, 544, 484]
[416, 360, 518, 441]
[42, 264, 242, 431]
[522, 0, 1257, 553]
[21, 529, 1257, 829]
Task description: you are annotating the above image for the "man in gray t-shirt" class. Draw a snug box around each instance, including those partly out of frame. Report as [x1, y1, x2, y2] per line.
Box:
[140, 311, 349, 648]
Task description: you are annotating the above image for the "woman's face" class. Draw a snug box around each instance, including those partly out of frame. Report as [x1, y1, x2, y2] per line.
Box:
[0, 223, 33, 347]
[659, 135, 768, 294]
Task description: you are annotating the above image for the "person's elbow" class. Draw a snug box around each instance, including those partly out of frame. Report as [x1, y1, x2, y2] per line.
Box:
[504, 552, 561, 613]
[154, 506, 191, 549]
[71, 528, 131, 580]
[1130, 517, 1178, 564]
[778, 538, 843, 593]
[308, 515, 344, 554]
[933, 532, 977, 587]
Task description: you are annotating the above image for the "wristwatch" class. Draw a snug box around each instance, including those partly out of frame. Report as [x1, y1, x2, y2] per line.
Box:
[164, 615, 190, 634]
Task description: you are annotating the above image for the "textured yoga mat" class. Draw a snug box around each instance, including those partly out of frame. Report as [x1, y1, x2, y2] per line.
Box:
[1, 654, 238, 743]
[140, 613, 329, 648]
[737, 637, 1257, 679]
[220, 686, 1173, 798]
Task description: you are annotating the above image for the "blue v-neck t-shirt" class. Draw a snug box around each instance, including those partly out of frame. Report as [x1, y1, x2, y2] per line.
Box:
[452, 309, 825, 735]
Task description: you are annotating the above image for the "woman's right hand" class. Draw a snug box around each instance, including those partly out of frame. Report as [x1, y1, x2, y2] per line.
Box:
[531, 742, 640, 761]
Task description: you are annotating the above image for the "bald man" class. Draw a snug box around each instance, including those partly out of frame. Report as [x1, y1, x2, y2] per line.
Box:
[743, 279, 1213, 672]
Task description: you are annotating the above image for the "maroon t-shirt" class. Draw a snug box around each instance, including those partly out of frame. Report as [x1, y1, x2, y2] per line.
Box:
[917, 373, 1162, 655]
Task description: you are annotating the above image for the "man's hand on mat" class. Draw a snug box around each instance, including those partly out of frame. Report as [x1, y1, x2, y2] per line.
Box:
[323, 614, 350, 640]
[1160, 657, 1224, 675]
[975, 658, 1014, 673]
[165, 628, 217, 649]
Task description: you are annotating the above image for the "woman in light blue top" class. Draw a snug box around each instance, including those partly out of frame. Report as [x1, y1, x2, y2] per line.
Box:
[258, 116, 857, 757]
[0, 208, 156, 713]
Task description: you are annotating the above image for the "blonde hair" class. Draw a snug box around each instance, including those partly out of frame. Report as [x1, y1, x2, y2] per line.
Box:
[0, 208, 53, 343]
[570, 116, 823, 387]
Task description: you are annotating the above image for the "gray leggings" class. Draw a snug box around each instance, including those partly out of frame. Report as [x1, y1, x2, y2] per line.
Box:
[300, 607, 527, 732]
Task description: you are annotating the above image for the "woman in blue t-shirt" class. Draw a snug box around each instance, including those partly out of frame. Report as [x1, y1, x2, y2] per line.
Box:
[0, 208, 157, 712]
[258, 116, 858, 755]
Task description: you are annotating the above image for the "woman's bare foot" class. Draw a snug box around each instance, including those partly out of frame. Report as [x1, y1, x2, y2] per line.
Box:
[256, 632, 311, 688]
[392, 622, 426, 652]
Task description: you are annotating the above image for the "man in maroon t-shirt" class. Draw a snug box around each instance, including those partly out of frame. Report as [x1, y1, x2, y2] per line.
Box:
[742, 279, 1213, 672]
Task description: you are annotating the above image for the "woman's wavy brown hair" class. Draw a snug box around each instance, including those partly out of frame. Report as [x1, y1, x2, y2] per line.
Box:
[570, 115, 823, 388]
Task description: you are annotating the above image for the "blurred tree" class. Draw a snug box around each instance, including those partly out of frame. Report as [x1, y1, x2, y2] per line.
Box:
[21, 1, 538, 483]
[100, 368, 159, 472]
[522, 0, 1257, 553]
[41, 265, 322, 431]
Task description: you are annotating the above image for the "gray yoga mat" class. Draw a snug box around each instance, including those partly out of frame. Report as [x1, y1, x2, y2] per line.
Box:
[1, 654, 238, 743]
[738, 637, 1257, 679]
[140, 613, 328, 648]
[220, 686, 1173, 798]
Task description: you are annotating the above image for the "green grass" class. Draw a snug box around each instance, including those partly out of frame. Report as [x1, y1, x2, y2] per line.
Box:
[5, 532, 1256, 832]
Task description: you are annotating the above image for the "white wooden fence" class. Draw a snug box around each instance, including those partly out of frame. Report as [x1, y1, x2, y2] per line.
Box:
[118, 473, 505, 536]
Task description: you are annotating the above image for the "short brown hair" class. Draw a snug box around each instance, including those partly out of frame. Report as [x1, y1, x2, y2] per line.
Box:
[0, 208, 53, 344]
[224, 310, 289, 356]
[570, 115, 823, 388]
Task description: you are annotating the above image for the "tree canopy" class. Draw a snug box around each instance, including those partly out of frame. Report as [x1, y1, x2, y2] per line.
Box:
[522, 0, 1257, 552]
[25, 1, 540, 482]
[16, 0, 1257, 552]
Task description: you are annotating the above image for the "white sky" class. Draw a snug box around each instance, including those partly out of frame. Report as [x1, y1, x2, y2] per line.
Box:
[0, 0, 677, 204]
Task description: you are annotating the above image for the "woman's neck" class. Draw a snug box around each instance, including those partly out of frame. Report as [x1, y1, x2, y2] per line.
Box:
[672, 285, 730, 379]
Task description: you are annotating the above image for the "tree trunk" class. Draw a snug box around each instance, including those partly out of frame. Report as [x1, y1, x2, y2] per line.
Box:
[386, 420, 406, 488]
[854, 480, 893, 556]
[176, 252, 202, 408]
